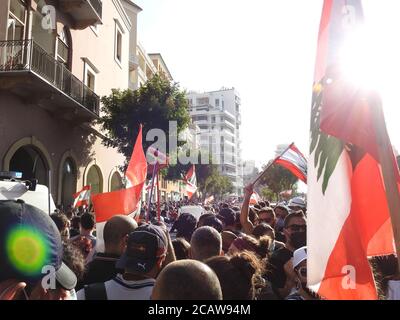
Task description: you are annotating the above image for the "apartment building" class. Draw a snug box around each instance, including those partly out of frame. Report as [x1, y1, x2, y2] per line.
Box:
[0, 0, 143, 207]
[186, 88, 243, 195]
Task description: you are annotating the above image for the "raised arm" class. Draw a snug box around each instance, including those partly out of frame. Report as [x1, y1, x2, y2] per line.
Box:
[240, 184, 255, 235]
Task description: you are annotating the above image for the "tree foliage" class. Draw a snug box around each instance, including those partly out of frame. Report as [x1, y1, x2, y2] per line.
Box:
[258, 162, 299, 198]
[99, 75, 191, 167]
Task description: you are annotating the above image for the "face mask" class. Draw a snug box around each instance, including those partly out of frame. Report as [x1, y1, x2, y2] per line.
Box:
[290, 231, 306, 249]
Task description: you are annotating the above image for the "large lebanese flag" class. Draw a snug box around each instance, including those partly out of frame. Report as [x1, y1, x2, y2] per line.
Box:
[73, 185, 91, 208]
[91, 125, 147, 251]
[308, 0, 400, 300]
[274, 143, 307, 183]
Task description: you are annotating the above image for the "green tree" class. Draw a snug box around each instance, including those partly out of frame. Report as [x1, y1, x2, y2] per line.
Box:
[260, 187, 278, 202]
[203, 173, 234, 201]
[99, 75, 191, 167]
[258, 162, 299, 199]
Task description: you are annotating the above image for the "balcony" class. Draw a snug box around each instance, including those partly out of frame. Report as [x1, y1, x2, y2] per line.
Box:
[0, 40, 99, 123]
[59, 0, 102, 29]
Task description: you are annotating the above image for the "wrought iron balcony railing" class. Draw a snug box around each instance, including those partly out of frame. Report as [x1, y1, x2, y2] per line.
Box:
[0, 40, 100, 117]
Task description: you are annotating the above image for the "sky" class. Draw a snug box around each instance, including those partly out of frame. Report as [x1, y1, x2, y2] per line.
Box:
[134, 0, 400, 171]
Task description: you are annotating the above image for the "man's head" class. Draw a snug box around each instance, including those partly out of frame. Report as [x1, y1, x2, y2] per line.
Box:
[252, 223, 275, 240]
[152, 260, 223, 300]
[79, 212, 95, 233]
[201, 215, 223, 233]
[0, 200, 77, 300]
[190, 226, 223, 262]
[50, 213, 70, 241]
[257, 207, 276, 228]
[217, 208, 236, 230]
[288, 197, 307, 213]
[274, 205, 289, 220]
[293, 246, 307, 288]
[283, 211, 307, 250]
[116, 224, 167, 278]
[103, 215, 138, 255]
[173, 213, 197, 242]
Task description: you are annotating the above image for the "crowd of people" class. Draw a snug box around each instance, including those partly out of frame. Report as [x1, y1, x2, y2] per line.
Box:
[1, 183, 399, 300]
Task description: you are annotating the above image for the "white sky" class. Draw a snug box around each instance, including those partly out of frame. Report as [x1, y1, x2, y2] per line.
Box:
[134, 0, 400, 170]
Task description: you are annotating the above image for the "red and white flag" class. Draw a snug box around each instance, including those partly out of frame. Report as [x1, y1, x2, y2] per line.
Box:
[274, 143, 307, 183]
[308, 0, 400, 300]
[73, 185, 91, 208]
[249, 192, 261, 205]
[204, 195, 214, 205]
[184, 164, 197, 199]
[91, 125, 147, 252]
[146, 146, 169, 174]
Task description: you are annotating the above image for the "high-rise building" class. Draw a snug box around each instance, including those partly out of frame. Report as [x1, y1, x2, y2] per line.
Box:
[186, 88, 243, 195]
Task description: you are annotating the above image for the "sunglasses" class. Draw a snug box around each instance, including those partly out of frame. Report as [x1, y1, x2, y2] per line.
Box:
[297, 266, 307, 278]
[287, 224, 306, 232]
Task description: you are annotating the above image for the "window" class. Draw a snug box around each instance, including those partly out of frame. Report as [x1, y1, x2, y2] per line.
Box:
[83, 59, 99, 91]
[7, 0, 27, 41]
[57, 28, 70, 67]
[110, 172, 123, 191]
[196, 97, 209, 105]
[86, 165, 103, 195]
[114, 21, 123, 65]
[215, 99, 220, 107]
[61, 158, 77, 207]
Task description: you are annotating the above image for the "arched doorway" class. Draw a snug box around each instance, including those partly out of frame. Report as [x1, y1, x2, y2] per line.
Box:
[86, 165, 103, 195]
[9, 146, 49, 185]
[61, 157, 77, 208]
[110, 171, 123, 191]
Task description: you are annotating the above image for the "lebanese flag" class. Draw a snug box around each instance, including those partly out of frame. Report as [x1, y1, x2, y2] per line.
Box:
[249, 192, 261, 205]
[91, 125, 147, 252]
[308, 0, 400, 300]
[73, 185, 91, 208]
[184, 164, 197, 199]
[146, 146, 169, 174]
[274, 143, 307, 183]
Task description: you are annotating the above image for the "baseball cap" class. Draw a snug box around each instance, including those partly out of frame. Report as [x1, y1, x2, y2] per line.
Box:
[217, 208, 235, 226]
[116, 224, 167, 274]
[293, 246, 307, 269]
[288, 197, 306, 209]
[0, 200, 77, 290]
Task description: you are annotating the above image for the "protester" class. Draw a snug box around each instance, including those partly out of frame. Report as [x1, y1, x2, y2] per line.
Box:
[69, 216, 81, 238]
[228, 234, 271, 259]
[70, 212, 97, 264]
[79, 215, 138, 289]
[77, 224, 167, 300]
[50, 213, 70, 242]
[200, 215, 223, 233]
[268, 211, 307, 299]
[221, 231, 238, 253]
[152, 260, 223, 300]
[190, 226, 223, 262]
[205, 251, 264, 300]
[172, 238, 191, 260]
[286, 246, 321, 300]
[0, 200, 77, 300]
[274, 204, 290, 242]
[252, 223, 285, 253]
[170, 213, 197, 242]
[218, 208, 242, 236]
[288, 197, 307, 214]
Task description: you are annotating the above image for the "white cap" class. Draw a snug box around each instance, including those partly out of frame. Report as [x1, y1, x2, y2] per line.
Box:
[288, 197, 306, 208]
[293, 246, 307, 269]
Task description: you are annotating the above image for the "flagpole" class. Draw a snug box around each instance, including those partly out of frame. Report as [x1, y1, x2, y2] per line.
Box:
[371, 95, 400, 273]
[252, 142, 294, 186]
[146, 162, 158, 223]
[157, 171, 161, 222]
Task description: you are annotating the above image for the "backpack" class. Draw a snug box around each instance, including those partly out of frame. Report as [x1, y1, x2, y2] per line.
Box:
[84, 282, 108, 300]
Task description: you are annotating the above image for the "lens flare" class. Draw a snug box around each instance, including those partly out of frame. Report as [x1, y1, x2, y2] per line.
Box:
[6, 226, 49, 276]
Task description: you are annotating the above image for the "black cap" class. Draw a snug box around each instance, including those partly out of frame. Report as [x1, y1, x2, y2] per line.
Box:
[217, 208, 236, 227]
[116, 224, 167, 274]
[0, 200, 77, 290]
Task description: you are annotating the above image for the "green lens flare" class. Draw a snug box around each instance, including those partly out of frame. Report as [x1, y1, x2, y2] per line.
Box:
[6, 226, 49, 276]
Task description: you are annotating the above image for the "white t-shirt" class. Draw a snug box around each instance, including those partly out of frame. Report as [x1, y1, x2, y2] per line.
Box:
[77, 274, 155, 300]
